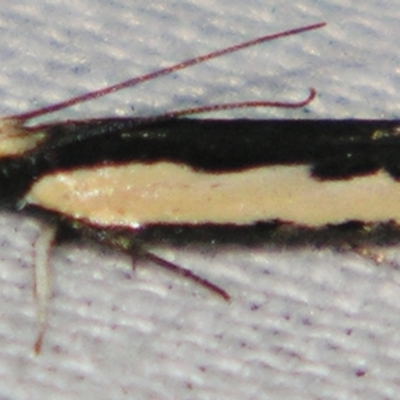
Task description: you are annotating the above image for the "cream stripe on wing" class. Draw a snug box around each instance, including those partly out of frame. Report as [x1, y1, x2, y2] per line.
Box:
[25, 162, 400, 228]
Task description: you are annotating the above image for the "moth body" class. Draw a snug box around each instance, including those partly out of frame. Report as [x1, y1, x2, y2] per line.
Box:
[1, 119, 400, 232]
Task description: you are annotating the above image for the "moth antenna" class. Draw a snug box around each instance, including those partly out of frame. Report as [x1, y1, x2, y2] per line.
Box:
[26, 87, 317, 136]
[8, 22, 325, 122]
[33, 224, 57, 355]
[152, 88, 317, 120]
[140, 251, 231, 301]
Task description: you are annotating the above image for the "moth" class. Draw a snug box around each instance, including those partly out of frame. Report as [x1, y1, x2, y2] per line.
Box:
[7, 20, 393, 353]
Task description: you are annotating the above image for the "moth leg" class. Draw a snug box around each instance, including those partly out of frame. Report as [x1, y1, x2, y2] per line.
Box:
[32, 224, 57, 354]
[137, 250, 230, 301]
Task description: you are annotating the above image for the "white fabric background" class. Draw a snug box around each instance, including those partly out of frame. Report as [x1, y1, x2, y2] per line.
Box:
[0, 1, 400, 399]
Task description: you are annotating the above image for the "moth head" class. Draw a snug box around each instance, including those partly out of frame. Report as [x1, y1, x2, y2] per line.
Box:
[0, 118, 47, 207]
[0, 118, 47, 158]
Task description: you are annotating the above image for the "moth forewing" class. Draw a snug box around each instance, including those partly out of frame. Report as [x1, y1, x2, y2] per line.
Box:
[0, 23, 328, 352]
